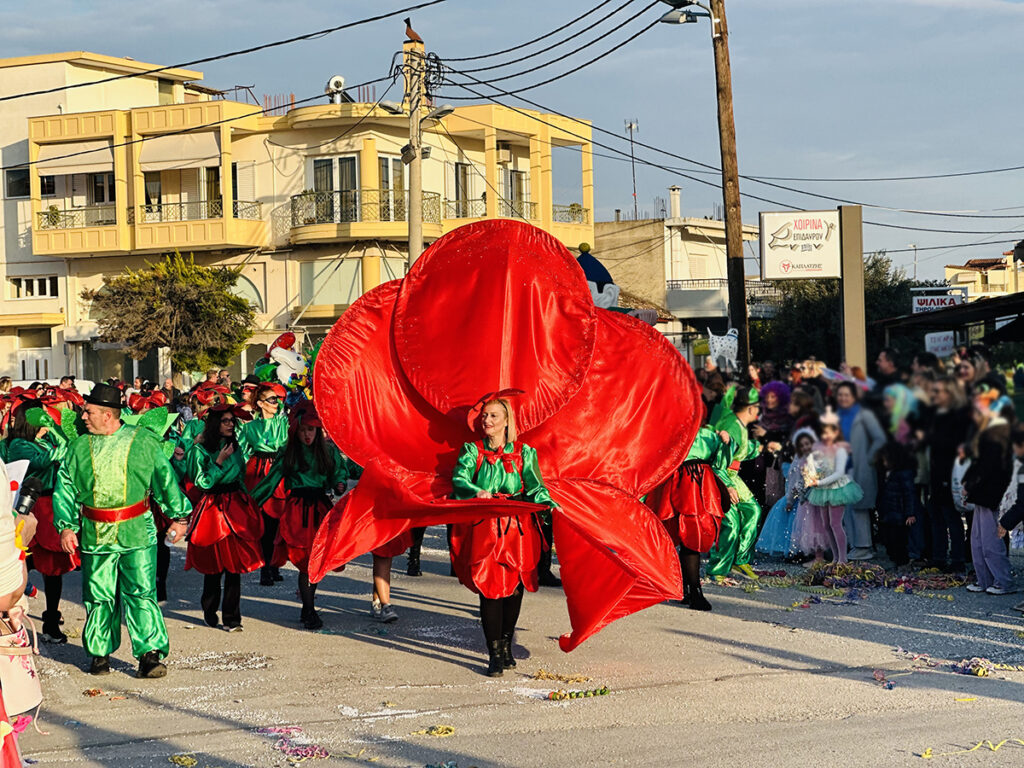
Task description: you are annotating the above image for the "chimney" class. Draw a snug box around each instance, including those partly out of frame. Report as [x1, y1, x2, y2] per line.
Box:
[668, 186, 681, 219]
[614, 208, 621, 222]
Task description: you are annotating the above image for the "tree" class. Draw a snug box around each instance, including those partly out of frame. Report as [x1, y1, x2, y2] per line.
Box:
[83, 252, 256, 372]
[750, 251, 941, 367]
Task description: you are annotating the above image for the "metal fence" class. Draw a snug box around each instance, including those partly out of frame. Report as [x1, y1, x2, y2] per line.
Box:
[36, 204, 117, 229]
[666, 279, 728, 290]
[232, 200, 262, 220]
[444, 199, 486, 219]
[138, 199, 223, 223]
[552, 203, 590, 224]
[499, 199, 538, 220]
[291, 189, 441, 227]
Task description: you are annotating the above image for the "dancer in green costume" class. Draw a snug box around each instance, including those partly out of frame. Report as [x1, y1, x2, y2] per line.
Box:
[706, 386, 765, 581]
[54, 384, 192, 678]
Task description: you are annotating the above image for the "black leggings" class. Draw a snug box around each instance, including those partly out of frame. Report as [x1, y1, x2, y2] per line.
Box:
[679, 546, 702, 596]
[202, 572, 242, 627]
[479, 585, 524, 645]
[298, 570, 317, 611]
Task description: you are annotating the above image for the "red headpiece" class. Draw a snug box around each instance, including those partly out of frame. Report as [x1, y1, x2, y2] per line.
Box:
[289, 400, 322, 430]
[465, 388, 524, 432]
[205, 402, 252, 422]
[128, 390, 167, 413]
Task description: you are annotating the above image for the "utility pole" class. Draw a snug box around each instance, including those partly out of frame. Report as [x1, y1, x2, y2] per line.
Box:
[625, 119, 639, 220]
[405, 37, 425, 268]
[707, 0, 749, 370]
[909, 243, 918, 281]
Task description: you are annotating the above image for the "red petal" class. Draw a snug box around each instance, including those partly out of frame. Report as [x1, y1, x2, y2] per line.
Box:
[548, 478, 682, 652]
[524, 310, 702, 498]
[393, 220, 596, 433]
[313, 281, 470, 475]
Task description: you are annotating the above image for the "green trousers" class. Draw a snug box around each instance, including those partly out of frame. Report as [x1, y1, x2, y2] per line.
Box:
[81, 545, 169, 659]
[706, 498, 761, 576]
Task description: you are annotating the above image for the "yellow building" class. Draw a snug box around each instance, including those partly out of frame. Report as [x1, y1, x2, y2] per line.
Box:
[944, 254, 1023, 301]
[3, 50, 594, 382]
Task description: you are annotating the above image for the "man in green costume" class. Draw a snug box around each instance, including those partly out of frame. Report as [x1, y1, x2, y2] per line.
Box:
[54, 384, 192, 678]
[706, 385, 766, 582]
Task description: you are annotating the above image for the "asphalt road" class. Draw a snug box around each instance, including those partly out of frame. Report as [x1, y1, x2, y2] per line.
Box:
[19, 529, 1024, 767]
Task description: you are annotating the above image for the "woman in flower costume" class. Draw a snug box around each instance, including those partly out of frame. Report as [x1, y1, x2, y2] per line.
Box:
[252, 403, 348, 630]
[239, 383, 289, 587]
[706, 386, 769, 582]
[647, 422, 732, 611]
[450, 393, 557, 677]
[804, 408, 864, 564]
[185, 403, 264, 631]
[5, 402, 74, 642]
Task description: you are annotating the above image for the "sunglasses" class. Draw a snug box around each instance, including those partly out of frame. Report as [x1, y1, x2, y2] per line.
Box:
[259, 396, 280, 404]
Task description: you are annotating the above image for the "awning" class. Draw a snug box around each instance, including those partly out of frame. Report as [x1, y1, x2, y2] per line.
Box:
[36, 140, 113, 176]
[138, 132, 221, 172]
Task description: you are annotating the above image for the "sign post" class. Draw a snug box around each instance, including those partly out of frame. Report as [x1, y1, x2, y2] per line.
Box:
[838, 206, 866, 372]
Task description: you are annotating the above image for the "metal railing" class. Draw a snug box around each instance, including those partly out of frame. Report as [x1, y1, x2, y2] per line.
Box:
[36, 204, 117, 229]
[232, 200, 262, 220]
[444, 198, 486, 219]
[138, 199, 223, 223]
[552, 203, 590, 224]
[499, 199, 538, 220]
[290, 189, 441, 227]
[667, 278, 728, 290]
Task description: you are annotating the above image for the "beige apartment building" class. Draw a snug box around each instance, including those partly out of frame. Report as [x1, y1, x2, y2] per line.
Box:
[2, 50, 594, 382]
[944, 254, 1023, 301]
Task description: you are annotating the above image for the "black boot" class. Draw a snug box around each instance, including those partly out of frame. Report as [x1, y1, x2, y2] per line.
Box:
[89, 655, 111, 675]
[486, 640, 504, 677]
[407, 527, 424, 576]
[156, 579, 168, 603]
[138, 650, 167, 678]
[301, 607, 324, 630]
[688, 587, 712, 612]
[259, 567, 275, 587]
[41, 610, 68, 644]
[537, 522, 561, 586]
[500, 633, 517, 669]
[271, 567, 284, 582]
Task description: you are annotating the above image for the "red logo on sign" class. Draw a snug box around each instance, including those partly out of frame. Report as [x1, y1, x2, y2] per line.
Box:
[780, 260, 792, 273]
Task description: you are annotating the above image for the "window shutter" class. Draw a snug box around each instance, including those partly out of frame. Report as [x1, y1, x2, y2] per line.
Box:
[235, 161, 256, 202]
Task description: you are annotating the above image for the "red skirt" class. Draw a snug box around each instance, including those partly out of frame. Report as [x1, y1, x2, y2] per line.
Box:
[647, 461, 728, 553]
[271, 491, 332, 572]
[27, 495, 80, 576]
[185, 490, 264, 575]
[450, 514, 543, 599]
[245, 455, 287, 519]
[371, 530, 413, 559]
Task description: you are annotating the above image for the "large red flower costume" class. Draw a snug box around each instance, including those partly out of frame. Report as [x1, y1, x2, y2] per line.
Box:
[309, 220, 701, 651]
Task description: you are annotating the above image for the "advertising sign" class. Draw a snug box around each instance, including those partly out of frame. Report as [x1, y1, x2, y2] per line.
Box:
[912, 294, 963, 314]
[924, 331, 955, 357]
[760, 211, 841, 280]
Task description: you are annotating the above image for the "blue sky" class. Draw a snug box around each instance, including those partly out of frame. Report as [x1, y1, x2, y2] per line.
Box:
[3, 0, 1023, 279]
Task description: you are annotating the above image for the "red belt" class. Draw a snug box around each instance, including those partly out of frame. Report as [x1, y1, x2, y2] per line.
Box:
[82, 499, 149, 524]
[729, 461, 741, 471]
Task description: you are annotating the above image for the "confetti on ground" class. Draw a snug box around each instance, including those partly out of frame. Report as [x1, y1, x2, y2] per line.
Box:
[82, 689, 103, 697]
[872, 670, 896, 690]
[532, 669, 592, 684]
[920, 738, 1024, 759]
[894, 648, 1024, 677]
[168, 755, 197, 768]
[546, 687, 610, 700]
[955, 697, 978, 702]
[175, 651, 270, 672]
[411, 725, 455, 737]
[256, 725, 330, 761]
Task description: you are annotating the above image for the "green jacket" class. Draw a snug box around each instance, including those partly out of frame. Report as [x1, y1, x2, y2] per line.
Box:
[239, 410, 288, 456]
[685, 426, 732, 487]
[250, 442, 350, 506]
[53, 424, 192, 554]
[452, 441, 555, 506]
[718, 413, 761, 502]
[6, 430, 68, 493]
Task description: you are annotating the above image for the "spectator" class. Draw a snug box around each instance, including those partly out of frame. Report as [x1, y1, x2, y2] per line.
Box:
[835, 381, 887, 560]
[218, 369, 232, 388]
[788, 389, 820, 435]
[161, 378, 180, 405]
[58, 375, 76, 391]
[874, 348, 901, 391]
[912, 352, 942, 376]
[926, 376, 971, 572]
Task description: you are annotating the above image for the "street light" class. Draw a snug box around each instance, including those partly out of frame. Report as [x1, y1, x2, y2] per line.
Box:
[659, 0, 750, 370]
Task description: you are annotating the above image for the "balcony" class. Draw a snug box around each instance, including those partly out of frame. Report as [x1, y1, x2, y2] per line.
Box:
[499, 199, 538, 220]
[289, 189, 443, 245]
[33, 203, 127, 256]
[444, 199, 486, 219]
[133, 198, 266, 253]
[552, 203, 590, 225]
[37, 204, 117, 229]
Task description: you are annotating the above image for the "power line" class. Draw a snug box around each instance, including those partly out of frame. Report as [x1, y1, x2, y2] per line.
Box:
[0, 0, 447, 105]
[457, 0, 638, 74]
[1, 76, 392, 173]
[443, 0, 619, 62]
[434, 122, 515, 211]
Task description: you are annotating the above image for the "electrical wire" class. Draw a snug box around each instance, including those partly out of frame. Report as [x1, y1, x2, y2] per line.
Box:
[442, 0, 619, 62]
[2, 76, 392, 173]
[0, 1, 447, 105]
[456, 0, 641, 75]
[434, 122, 516, 211]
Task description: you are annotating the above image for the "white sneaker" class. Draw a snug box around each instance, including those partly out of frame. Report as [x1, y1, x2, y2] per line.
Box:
[848, 548, 875, 561]
[985, 585, 1016, 595]
[370, 601, 383, 620]
[966, 583, 985, 592]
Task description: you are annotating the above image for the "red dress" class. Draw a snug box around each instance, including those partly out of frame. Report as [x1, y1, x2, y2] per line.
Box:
[0, 692, 21, 768]
[245, 454, 287, 519]
[647, 460, 728, 553]
[28, 495, 79, 576]
[271, 490, 331, 571]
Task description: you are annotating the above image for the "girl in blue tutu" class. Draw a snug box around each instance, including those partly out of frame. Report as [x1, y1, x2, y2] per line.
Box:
[758, 428, 816, 557]
[805, 409, 864, 564]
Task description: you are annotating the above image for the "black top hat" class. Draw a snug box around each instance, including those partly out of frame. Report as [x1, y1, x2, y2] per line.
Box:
[84, 383, 125, 409]
[242, 374, 261, 386]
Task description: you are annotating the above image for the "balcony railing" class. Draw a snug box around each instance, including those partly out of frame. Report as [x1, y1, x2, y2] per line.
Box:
[499, 199, 538, 220]
[290, 189, 441, 227]
[444, 198, 486, 219]
[233, 200, 262, 220]
[36, 204, 117, 229]
[667, 278, 785, 304]
[552, 203, 590, 224]
[139, 199, 222, 223]
[667, 279, 728, 290]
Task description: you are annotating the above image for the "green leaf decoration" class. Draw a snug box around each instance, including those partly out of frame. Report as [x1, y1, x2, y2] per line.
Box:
[60, 409, 86, 441]
[162, 440, 175, 459]
[25, 407, 56, 431]
[131, 407, 178, 438]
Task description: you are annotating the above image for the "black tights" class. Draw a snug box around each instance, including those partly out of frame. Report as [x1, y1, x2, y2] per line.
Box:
[298, 570, 317, 612]
[260, 513, 279, 569]
[202, 572, 242, 627]
[479, 586, 524, 645]
[680, 546, 702, 595]
[43, 574, 63, 617]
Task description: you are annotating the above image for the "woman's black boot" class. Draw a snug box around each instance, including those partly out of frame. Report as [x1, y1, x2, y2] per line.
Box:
[486, 641, 505, 677]
[500, 633, 517, 669]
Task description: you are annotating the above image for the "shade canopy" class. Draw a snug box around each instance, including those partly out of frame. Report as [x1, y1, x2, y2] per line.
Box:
[138, 132, 221, 172]
[36, 140, 114, 176]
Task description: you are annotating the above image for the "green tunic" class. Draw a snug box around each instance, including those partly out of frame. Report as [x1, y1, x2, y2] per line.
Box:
[685, 426, 731, 487]
[251, 442, 350, 505]
[718, 412, 761, 502]
[452, 442, 555, 506]
[6, 430, 67, 492]
[186, 439, 251, 491]
[53, 424, 192, 554]
[239, 410, 288, 456]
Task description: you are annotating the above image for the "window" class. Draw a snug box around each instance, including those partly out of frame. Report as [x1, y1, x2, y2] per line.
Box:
[90, 173, 115, 204]
[307, 156, 358, 223]
[10, 276, 60, 300]
[40, 175, 55, 197]
[17, 328, 52, 349]
[5, 169, 29, 198]
[299, 260, 362, 306]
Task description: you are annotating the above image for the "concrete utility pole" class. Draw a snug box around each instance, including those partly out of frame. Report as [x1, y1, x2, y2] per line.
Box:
[405, 38, 425, 268]
[707, 0, 750, 369]
[625, 120, 639, 220]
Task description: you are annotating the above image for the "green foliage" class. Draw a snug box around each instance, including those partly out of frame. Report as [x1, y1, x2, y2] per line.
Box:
[750, 252, 943, 366]
[83, 251, 255, 372]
